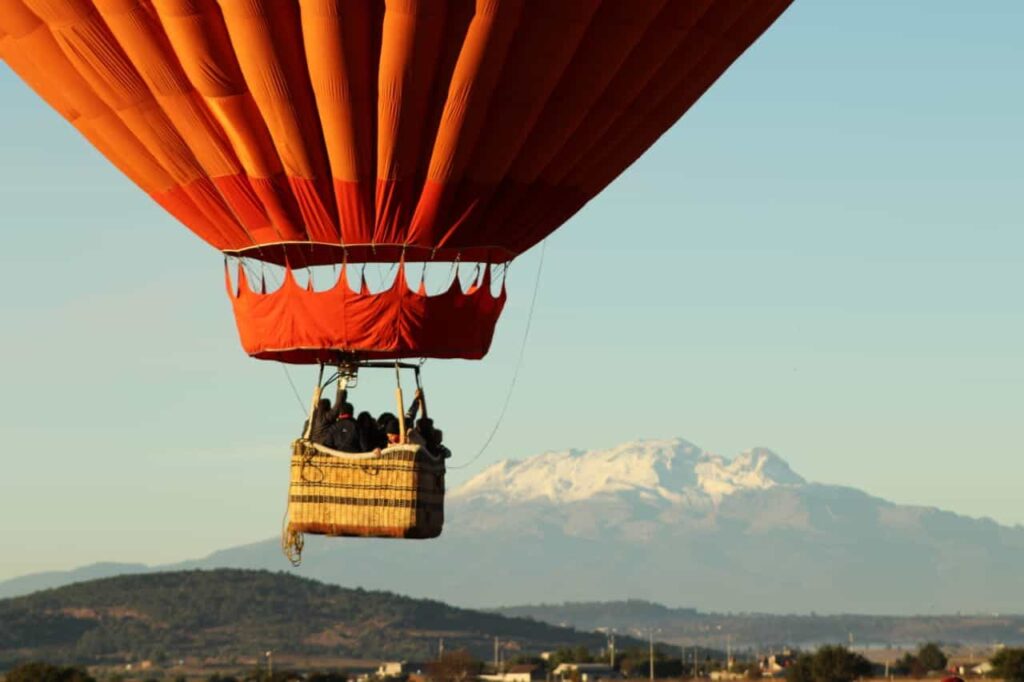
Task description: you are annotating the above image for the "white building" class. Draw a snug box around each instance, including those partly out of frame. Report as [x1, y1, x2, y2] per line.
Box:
[972, 662, 995, 677]
[761, 654, 797, 677]
[552, 663, 621, 682]
[377, 661, 429, 678]
[480, 665, 547, 682]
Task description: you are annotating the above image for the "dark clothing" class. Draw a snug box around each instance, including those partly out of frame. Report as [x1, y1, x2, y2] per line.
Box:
[304, 401, 343, 444]
[355, 413, 377, 452]
[358, 422, 385, 451]
[407, 427, 428, 448]
[327, 417, 359, 452]
[415, 420, 438, 451]
[425, 425, 451, 459]
[377, 412, 397, 432]
[409, 419, 450, 458]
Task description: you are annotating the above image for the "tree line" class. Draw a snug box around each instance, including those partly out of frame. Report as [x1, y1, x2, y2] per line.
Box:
[5, 643, 1024, 682]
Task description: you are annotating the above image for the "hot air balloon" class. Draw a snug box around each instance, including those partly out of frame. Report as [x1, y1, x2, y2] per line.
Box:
[0, 0, 793, 556]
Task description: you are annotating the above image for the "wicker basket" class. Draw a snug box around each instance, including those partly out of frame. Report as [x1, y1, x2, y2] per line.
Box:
[285, 439, 445, 540]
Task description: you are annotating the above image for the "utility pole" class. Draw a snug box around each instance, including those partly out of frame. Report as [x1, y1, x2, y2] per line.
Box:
[649, 630, 655, 682]
[727, 636, 732, 672]
[495, 636, 500, 670]
[265, 651, 273, 681]
[439, 638, 445, 660]
[609, 633, 616, 669]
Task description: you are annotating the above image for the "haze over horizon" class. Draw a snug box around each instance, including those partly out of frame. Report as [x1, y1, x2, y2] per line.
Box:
[4, 437, 1023, 615]
[1, 0, 1023, 583]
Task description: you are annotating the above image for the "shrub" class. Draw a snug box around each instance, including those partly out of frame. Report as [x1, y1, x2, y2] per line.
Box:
[992, 648, 1024, 682]
[4, 662, 96, 682]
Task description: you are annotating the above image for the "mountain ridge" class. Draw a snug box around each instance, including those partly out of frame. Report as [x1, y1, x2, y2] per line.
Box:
[3, 437, 1023, 613]
[450, 438, 806, 505]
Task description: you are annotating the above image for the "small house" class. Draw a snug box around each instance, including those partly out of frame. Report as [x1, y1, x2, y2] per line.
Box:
[552, 663, 622, 682]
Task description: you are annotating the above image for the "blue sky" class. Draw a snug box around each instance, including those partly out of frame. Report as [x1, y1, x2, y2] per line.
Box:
[1, 0, 1022, 582]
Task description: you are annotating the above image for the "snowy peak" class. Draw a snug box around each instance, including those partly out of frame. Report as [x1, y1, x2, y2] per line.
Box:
[695, 447, 805, 500]
[451, 438, 805, 505]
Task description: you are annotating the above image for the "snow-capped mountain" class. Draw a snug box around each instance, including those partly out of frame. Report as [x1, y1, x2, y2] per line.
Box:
[4, 438, 1024, 614]
[451, 438, 804, 505]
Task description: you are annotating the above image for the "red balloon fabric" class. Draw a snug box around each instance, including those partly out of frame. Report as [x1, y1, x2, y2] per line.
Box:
[1, 0, 793, 362]
[229, 263, 506, 364]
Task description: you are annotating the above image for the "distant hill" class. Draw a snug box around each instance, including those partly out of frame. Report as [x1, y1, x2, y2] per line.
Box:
[493, 600, 1024, 648]
[495, 600, 699, 629]
[0, 569, 633, 668]
[5, 438, 1024, 613]
[0, 563, 149, 601]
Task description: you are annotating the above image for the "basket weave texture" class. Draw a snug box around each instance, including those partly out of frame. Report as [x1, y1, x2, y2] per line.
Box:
[287, 440, 445, 539]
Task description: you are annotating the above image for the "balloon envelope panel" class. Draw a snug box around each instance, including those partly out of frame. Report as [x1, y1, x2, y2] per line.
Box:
[0, 0, 792, 263]
[0, 0, 792, 361]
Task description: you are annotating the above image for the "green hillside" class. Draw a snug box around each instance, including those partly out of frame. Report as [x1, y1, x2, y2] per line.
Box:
[0, 569, 620, 667]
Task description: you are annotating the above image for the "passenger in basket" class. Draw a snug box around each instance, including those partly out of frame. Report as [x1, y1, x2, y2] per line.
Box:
[356, 411, 382, 452]
[432, 427, 452, 459]
[303, 398, 341, 445]
[383, 416, 402, 446]
[327, 402, 360, 452]
[406, 424, 428, 448]
[412, 417, 435, 450]
[377, 411, 397, 434]
[404, 390, 440, 451]
[405, 388, 423, 422]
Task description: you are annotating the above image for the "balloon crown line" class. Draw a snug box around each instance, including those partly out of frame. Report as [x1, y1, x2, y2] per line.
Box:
[223, 241, 519, 268]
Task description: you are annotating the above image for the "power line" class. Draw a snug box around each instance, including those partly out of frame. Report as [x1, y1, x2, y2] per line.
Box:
[449, 240, 547, 470]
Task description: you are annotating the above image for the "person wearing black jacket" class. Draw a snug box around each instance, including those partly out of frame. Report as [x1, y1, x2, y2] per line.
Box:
[303, 398, 342, 445]
[356, 411, 382, 451]
[405, 388, 423, 423]
[326, 402, 359, 452]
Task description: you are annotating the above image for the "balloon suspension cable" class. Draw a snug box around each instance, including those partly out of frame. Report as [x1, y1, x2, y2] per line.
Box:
[449, 239, 546, 470]
[300, 364, 326, 441]
[395, 361, 407, 445]
[238, 258, 262, 292]
[285, 362, 325, 565]
[281, 365, 307, 416]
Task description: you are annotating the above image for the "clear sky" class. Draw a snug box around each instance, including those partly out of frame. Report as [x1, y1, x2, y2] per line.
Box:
[1, 0, 1022, 582]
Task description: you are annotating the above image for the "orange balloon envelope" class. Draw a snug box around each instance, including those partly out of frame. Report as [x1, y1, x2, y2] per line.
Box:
[0, 0, 792, 363]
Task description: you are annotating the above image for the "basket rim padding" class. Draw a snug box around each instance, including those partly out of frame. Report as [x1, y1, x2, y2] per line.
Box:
[295, 439, 443, 463]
